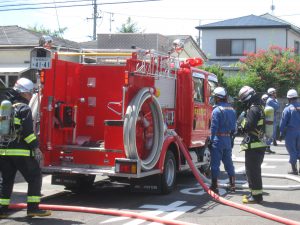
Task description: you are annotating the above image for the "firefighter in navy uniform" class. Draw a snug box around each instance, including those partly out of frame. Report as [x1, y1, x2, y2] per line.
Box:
[238, 86, 267, 204]
[209, 87, 237, 194]
[0, 78, 51, 218]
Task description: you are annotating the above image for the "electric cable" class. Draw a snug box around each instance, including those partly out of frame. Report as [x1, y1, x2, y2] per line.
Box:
[0, 0, 160, 12]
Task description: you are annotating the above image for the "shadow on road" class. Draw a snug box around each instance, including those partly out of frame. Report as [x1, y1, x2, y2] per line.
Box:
[261, 201, 300, 211]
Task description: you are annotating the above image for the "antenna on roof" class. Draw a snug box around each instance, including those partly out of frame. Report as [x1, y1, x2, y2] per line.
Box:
[271, 0, 275, 14]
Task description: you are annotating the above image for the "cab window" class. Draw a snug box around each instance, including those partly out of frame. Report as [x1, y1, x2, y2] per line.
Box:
[208, 80, 218, 96]
[193, 77, 204, 103]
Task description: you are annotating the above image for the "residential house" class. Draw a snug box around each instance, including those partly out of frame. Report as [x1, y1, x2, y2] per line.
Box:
[81, 33, 207, 61]
[0, 25, 80, 87]
[196, 13, 300, 75]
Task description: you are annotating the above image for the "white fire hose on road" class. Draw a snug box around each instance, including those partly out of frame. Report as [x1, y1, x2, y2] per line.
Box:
[200, 147, 300, 190]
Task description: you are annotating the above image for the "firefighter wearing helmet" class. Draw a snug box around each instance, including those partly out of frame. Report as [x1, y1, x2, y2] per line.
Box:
[261, 94, 268, 105]
[238, 86, 267, 204]
[0, 78, 51, 218]
[209, 87, 236, 194]
[265, 87, 280, 152]
[279, 89, 300, 175]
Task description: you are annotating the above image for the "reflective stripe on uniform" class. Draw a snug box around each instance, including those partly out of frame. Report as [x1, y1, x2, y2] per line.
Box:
[24, 133, 36, 144]
[240, 141, 267, 151]
[0, 149, 31, 156]
[257, 119, 263, 126]
[0, 198, 10, 206]
[14, 117, 21, 125]
[27, 196, 41, 203]
[251, 189, 263, 195]
[241, 118, 246, 128]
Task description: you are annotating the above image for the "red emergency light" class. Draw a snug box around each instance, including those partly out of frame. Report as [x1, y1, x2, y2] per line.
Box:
[185, 58, 203, 67]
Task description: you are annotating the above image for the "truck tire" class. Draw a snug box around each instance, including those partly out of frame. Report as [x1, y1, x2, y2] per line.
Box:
[161, 151, 176, 194]
[199, 146, 211, 177]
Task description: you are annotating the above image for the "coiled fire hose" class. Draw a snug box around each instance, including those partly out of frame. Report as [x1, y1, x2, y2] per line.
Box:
[173, 131, 300, 225]
[123, 87, 164, 171]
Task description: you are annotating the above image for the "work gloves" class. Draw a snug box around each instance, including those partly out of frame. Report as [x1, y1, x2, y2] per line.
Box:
[34, 148, 43, 162]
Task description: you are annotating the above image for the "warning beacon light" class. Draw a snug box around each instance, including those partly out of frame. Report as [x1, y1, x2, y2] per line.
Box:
[185, 58, 203, 67]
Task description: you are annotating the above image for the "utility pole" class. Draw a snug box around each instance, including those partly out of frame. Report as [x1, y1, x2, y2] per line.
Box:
[109, 12, 114, 33]
[87, 0, 101, 40]
[271, 0, 275, 15]
[93, 0, 97, 40]
[198, 20, 201, 48]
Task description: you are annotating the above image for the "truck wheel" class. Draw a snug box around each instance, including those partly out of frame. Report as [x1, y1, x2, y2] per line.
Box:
[200, 147, 211, 177]
[161, 151, 176, 194]
[64, 175, 95, 193]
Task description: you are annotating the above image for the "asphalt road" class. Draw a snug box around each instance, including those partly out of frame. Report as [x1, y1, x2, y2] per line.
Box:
[1, 138, 300, 225]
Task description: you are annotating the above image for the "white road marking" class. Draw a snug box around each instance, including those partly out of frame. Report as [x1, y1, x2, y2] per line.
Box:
[101, 201, 195, 225]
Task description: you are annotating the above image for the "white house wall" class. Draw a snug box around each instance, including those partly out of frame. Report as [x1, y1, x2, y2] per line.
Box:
[287, 29, 300, 49]
[0, 49, 30, 64]
[202, 28, 287, 60]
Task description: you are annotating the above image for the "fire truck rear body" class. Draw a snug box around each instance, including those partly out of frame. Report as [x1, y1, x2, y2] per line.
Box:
[39, 50, 217, 193]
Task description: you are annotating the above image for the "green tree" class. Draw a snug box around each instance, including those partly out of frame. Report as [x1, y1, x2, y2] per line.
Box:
[28, 24, 67, 38]
[201, 64, 225, 86]
[240, 46, 300, 96]
[117, 17, 142, 33]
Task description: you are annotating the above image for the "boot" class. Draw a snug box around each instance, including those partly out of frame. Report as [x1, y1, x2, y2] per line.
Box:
[242, 194, 263, 204]
[265, 146, 275, 154]
[229, 176, 236, 192]
[209, 178, 219, 194]
[27, 203, 51, 217]
[288, 163, 298, 175]
[0, 206, 11, 219]
[273, 140, 277, 146]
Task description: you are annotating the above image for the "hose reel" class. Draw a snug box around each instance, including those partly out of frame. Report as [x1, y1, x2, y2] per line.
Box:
[123, 88, 164, 171]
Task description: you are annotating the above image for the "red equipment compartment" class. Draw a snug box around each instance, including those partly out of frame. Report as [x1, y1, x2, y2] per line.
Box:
[104, 120, 124, 150]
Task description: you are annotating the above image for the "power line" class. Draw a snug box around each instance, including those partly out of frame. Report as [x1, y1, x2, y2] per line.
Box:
[0, 0, 160, 12]
[101, 10, 300, 24]
[0, 0, 92, 8]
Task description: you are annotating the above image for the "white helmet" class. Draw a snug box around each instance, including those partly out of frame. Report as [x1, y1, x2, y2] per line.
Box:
[261, 94, 268, 101]
[287, 89, 298, 98]
[238, 86, 256, 102]
[267, 87, 276, 95]
[13, 78, 34, 93]
[213, 87, 227, 99]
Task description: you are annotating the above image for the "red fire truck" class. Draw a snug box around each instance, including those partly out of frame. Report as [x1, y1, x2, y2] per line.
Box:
[38, 49, 218, 193]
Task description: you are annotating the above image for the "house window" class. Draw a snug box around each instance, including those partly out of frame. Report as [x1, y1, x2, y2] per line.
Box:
[0, 75, 19, 88]
[216, 39, 256, 56]
[295, 41, 300, 55]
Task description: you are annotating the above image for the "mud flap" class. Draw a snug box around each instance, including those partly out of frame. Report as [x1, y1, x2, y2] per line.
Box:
[130, 174, 162, 193]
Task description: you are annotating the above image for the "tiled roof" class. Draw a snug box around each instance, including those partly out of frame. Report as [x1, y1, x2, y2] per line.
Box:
[96, 33, 171, 53]
[196, 14, 290, 29]
[0, 25, 80, 49]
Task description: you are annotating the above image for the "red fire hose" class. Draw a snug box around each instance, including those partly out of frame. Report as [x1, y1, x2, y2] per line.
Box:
[6, 133, 300, 224]
[174, 133, 300, 225]
[9, 203, 196, 225]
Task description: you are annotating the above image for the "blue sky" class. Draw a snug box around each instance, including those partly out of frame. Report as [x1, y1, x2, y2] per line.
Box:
[0, 0, 299, 42]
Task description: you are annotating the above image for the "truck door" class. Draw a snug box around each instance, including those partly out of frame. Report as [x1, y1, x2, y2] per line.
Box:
[207, 75, 218, 131]
[191, 72, 206, 146]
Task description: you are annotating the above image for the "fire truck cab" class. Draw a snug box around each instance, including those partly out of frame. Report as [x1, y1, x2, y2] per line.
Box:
[39, 49, 218, 193]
